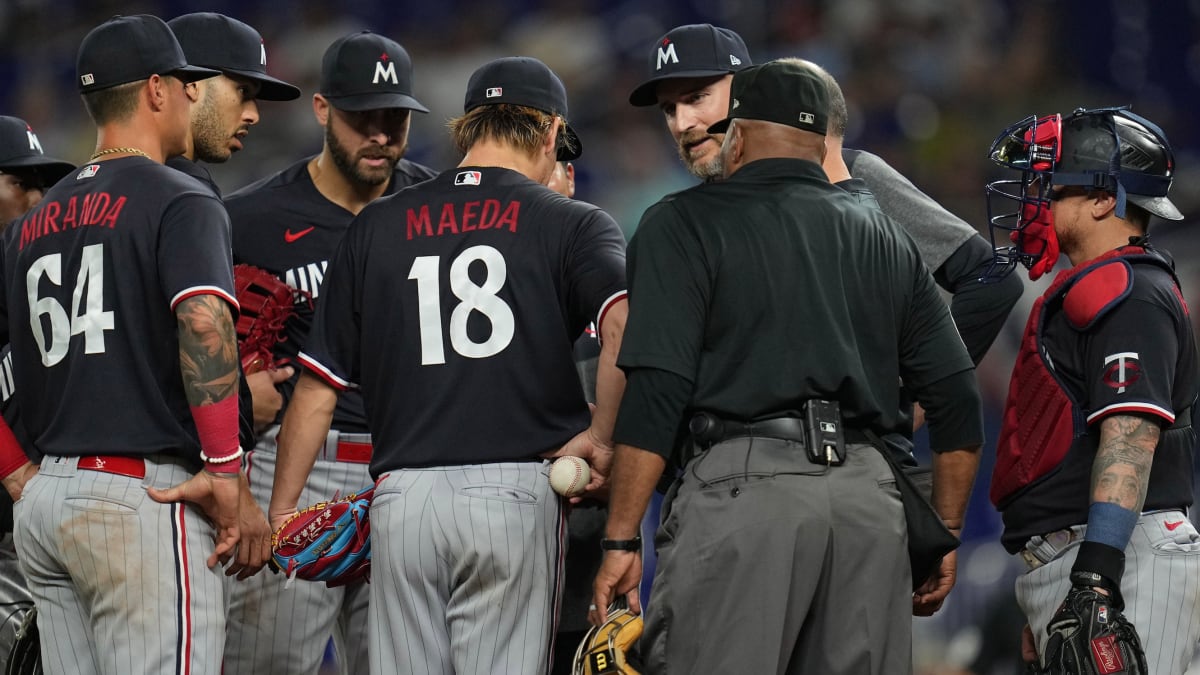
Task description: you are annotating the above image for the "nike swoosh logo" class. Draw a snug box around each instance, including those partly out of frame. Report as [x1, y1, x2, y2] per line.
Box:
[1166, 520, 1186, 531]
[284, 226, 315, 243]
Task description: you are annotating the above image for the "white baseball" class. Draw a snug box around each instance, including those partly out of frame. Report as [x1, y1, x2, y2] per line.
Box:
[549, 456, 590, 497]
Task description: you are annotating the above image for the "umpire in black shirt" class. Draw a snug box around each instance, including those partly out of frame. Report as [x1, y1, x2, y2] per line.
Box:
[591, 59, 984, 674]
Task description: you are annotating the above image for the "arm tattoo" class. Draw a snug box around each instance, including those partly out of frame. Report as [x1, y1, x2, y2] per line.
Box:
[176, 294, 239, 406]
[1092, 414, 1161, 512]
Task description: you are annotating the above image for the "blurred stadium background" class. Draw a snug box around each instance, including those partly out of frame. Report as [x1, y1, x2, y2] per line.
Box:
[3, 1, 1200, 673]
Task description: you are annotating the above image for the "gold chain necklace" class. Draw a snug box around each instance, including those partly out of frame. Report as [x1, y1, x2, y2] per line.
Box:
[87, 147, 152, 161]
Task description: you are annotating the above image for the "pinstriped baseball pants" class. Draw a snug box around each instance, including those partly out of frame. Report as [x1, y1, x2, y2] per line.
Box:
[1016, 511, 1200, 674]
[369, 461, 566, 675]
[13, 455, 226, 675]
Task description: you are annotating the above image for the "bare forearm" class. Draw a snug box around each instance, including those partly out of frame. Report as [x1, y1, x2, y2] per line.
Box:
[270, 373, 338, 518]
[590, 301, 627, 445]
[604, 443, 665, 540]
[931, 445, 981, 530]
[176, 295, 239, 406]
[1093, 414, 1159, 511]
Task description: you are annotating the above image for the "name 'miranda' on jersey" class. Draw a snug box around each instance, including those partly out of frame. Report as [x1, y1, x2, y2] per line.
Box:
[19, 192, 127, 250]
[406, 199, 520, 240]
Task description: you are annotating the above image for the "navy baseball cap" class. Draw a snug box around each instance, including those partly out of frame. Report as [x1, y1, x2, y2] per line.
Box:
[707, 60, 830, 136]
[77, 15, 220, 93]
[320, 31, 429, 113]
[167, 13, 301, 101]
[0, 116, 75, 183]
[464, 57, 582, 160]
[628, 24, 752, 107]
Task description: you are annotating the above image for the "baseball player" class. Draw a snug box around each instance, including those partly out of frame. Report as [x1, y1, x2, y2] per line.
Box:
[221, 31, 435, 675]
[0, 114, 74, 668]
[165, 11, 302, 580]
[268, 56, 628, 675]
[591, 59, 981, 675]
[630, 24, 1021, 371]
[544, 158, 611, 675]
[984, 107, 1200, 673]
[0, 15, 246, 675]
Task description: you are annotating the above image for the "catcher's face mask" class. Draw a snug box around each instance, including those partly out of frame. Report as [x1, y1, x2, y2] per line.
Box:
[984, 113, 1063, 281]
[983, 105, 1180, 282]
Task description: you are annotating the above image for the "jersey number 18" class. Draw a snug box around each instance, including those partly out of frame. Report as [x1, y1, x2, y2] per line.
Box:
[407, 244, 514, 365]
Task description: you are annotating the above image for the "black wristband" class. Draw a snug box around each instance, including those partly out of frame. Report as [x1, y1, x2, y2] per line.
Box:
[1071, 540, 1125, 591]
[601, 536, 642, 552]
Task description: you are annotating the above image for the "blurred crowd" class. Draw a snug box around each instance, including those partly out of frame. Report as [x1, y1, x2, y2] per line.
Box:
[3, 1, 1200, 672]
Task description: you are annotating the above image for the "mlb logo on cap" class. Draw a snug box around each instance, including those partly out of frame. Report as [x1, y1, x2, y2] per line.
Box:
[454, 171, 481, 186]
[80, 74, 95, 86]
[799, 112, 815, 124]
[486, 87, 502, 98]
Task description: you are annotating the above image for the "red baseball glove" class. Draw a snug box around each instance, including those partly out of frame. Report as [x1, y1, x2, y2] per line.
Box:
[233, 264, 305, 374]
[271, 485, 373, 588]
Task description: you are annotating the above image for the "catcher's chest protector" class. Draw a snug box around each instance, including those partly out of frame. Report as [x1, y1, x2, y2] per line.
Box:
[991, 247, 1179, 506]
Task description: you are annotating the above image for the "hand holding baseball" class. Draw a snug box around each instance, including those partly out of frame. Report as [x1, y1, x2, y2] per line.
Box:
[549, 456, 590, 497]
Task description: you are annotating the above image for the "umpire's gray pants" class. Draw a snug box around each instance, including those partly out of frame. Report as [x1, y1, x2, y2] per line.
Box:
[642, 437, 911, 675]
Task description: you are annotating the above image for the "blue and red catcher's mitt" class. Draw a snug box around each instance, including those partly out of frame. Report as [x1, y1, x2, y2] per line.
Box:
[271, 485, 374, 587]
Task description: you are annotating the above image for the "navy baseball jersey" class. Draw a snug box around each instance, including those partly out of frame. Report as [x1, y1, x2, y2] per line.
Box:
[0, 157, 237, 464]
[226, 156, 436, 433]
[299, 166, 627, 474]
[992, 247, 1199, 551]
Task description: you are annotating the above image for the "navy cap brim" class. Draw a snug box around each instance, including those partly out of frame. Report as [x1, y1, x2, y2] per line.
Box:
[558, 124, 582, 161]
[707, 117, 732, 134]
[0, 155, 76, 183]
[173, 64, 222, 82]
[629, 68, 734, 107]
[326, 92, 430, 113]
[220, 66, 301, 101]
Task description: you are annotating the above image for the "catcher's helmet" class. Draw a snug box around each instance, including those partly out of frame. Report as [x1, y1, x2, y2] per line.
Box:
[983, 106, 1181, 280]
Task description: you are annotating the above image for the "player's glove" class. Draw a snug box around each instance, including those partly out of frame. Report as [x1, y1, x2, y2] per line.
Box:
[4, 605, 40, 675]
[573, 604, 643, 675]
[1037, 570, 1147, 675]
[270, 484, 373, 588]
[233, 264, 306, 374]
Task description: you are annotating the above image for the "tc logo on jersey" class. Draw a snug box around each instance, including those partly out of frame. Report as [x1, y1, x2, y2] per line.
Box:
[656, 39, 679, 70]
[1102, 352, 1140, 393]
[486, 87, 502, 98]
[454, 171, 481, 186]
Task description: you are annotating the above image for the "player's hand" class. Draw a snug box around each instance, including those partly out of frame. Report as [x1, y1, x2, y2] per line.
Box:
[542, 427, 613, 502]
[590, 550, 642, 627]
[225, 472, 272, 580]
[1, 461, 38, 502]
[1021, 623, 1039, 665]
[148, 470, 242, 569]
[247, 366, 293, 432]
[268, 506, 298, 535]
[912, 549, 958, 616]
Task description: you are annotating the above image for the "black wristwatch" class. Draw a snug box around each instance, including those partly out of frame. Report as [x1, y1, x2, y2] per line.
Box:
[600, 536, 642, 552]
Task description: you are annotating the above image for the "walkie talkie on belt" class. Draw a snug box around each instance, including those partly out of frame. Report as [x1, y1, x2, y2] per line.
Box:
[803, 399, 846, 466]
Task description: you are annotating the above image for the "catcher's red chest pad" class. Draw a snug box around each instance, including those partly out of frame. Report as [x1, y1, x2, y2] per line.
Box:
[991, 247, 1172, 505]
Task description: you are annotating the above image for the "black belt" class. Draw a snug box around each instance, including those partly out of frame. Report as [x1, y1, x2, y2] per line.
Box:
[691, 414, 808, 446]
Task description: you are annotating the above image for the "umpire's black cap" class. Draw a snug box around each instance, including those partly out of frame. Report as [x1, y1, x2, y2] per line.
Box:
[464, 57, 582, 160]
[77, 15, 220, 93]
[320, 31, 429, 113]
[628, 24, 752, 107]
[707, 59, 830, 136]
[167, 13, 301, 101]
[0, 116, 75, 183]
